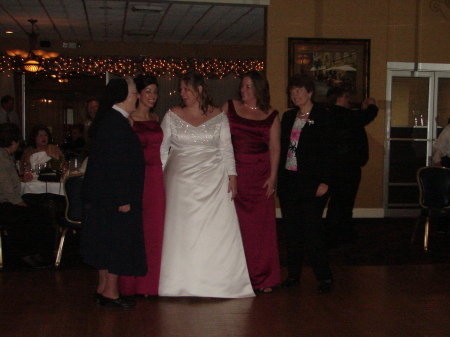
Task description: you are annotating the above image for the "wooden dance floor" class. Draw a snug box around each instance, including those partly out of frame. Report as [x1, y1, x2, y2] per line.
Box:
[1, 263, 449, 337]
[2, 217, 450, 336]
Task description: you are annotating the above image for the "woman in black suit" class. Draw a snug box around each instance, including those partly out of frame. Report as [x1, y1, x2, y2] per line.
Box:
[81, 77, 146, 308]
[277, 75, 334, 294]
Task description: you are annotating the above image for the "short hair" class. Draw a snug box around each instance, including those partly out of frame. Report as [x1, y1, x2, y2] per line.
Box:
[239, 71, 271, 113]
[134, 74, 158, 93]
[179, 71, 214, 114]
[1, 95, 14, 105]
[326, 87, 346, 105]
[287, 75, 315, 96]
[0, 122, 22, 147]
[27, 124, 53, 148]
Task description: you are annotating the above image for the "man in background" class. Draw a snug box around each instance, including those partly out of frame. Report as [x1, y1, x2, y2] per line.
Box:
[0, 95, 20, 127]
[325, 87, 378, 247]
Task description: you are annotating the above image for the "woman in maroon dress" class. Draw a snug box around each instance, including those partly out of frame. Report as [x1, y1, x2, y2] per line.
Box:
[118, 75, 165, 296]
[222, 71, 281, 293]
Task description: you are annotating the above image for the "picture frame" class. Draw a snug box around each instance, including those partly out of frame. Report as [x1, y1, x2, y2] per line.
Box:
[288, 37, 370, 107]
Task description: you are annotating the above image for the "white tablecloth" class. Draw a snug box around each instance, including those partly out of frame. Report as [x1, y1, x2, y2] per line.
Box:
[21, 179, 64, 196]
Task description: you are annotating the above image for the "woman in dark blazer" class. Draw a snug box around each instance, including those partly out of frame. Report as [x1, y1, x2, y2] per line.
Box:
[277, 75, 335, 294]
[81, 77, 146, 308]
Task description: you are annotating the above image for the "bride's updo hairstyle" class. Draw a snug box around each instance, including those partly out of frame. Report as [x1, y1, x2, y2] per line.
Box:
[179, 70, 215, 114]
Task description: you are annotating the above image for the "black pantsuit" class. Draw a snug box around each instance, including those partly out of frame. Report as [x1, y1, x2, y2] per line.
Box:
[278, 105, 334, 283]
[278, 171, 331, 281]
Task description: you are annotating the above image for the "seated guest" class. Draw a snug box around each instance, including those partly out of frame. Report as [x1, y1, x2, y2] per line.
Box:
[61, 124, 86, 159]
[21, 125, 64, 182]
[0, 123, 54, 268]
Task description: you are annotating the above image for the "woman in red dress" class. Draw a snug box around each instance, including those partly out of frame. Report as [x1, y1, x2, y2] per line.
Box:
[118, 75, 165, 296]
[222, 71, 281, 293]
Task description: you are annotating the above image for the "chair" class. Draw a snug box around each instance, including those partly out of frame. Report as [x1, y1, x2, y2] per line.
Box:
[55, 173, 84, 267]
[412, 166, 450, 251]
[0, 227, 6, 270]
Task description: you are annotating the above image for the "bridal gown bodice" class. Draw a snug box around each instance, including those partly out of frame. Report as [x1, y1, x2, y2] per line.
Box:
[159, 110, 254, 298]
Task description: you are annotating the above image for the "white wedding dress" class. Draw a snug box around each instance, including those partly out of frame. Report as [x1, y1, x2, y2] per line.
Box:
[159, 110, 254, 298]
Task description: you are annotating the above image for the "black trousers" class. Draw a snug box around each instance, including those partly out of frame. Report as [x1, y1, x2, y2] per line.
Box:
[278, 170, 333, 282]
[0, 202, 54, 258]
[326, 163, 362, 240]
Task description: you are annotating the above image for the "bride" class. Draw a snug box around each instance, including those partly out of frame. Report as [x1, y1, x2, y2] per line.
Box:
[159, 71, 255, 298]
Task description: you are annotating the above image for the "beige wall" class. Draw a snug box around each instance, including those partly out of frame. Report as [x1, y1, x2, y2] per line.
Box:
[266, 0, 450, 211]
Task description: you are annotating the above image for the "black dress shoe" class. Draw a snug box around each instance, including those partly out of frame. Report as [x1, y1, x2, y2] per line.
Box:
[281, 277, 300, 288]
[317, 280, 333, 295]
[99, 296, 136, 308]
[93, 293, 103, 303]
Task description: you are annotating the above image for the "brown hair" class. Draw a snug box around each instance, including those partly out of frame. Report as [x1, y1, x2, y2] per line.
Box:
[179, 71, 215, 114]
[240, 70, 271, 113]
[287, 74, 315, 96]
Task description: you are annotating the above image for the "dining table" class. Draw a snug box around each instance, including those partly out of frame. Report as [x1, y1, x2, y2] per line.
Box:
[20, 178, 65, 196]
[20, 175, 67, 238]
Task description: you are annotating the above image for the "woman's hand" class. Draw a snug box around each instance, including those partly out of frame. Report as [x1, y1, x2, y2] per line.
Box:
[263, 175, 277, 198]
[316, 183, 328, 197]
[228, 175, 238, 200]
[118, 204, 131, 212]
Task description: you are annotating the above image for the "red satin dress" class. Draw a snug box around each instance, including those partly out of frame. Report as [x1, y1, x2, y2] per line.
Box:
[227, 100, 281, 289]
[118, 120, 165, 296]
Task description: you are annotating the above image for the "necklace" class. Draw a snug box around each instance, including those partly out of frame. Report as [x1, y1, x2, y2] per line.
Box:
[298, 111, 310, 117]
[244, 103, 258, 110]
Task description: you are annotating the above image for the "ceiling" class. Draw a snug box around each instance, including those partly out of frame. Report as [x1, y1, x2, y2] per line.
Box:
[0, 0, 267, 47]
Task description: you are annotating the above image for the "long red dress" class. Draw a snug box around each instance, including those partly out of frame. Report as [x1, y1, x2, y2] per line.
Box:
[118, 120, 165, 296]
[227, 100, 281, 289]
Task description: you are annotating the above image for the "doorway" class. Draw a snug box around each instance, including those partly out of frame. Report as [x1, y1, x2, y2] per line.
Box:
[384, 62, 450, 216]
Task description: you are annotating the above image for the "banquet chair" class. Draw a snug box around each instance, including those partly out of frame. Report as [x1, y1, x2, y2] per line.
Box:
[0, 226, 5, 270]
[55, 173, 84, 267]
[411, 166, 450, 251]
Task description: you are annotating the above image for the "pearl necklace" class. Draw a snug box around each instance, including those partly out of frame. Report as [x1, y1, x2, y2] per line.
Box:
[244, 103, 258, 110]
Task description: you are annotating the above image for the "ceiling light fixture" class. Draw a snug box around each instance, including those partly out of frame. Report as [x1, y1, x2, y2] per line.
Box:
[6, 19, 60, 72]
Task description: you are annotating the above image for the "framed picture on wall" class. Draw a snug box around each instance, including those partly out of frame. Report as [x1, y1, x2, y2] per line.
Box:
[288, 37, 370, 107]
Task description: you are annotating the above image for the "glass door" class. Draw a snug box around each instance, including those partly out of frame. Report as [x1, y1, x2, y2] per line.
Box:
[384, 68, 450, 216]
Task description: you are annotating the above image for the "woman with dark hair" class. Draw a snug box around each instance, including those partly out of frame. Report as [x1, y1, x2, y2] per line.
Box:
[118, 75, 165, 297]
[80, 77, 146, 308]
[21, 125, 64, 182]
[0, 123, 54, 268]
[278, 75, 334, 294]
[159, 71, 254, 298]
[222, 70, 281, 293]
